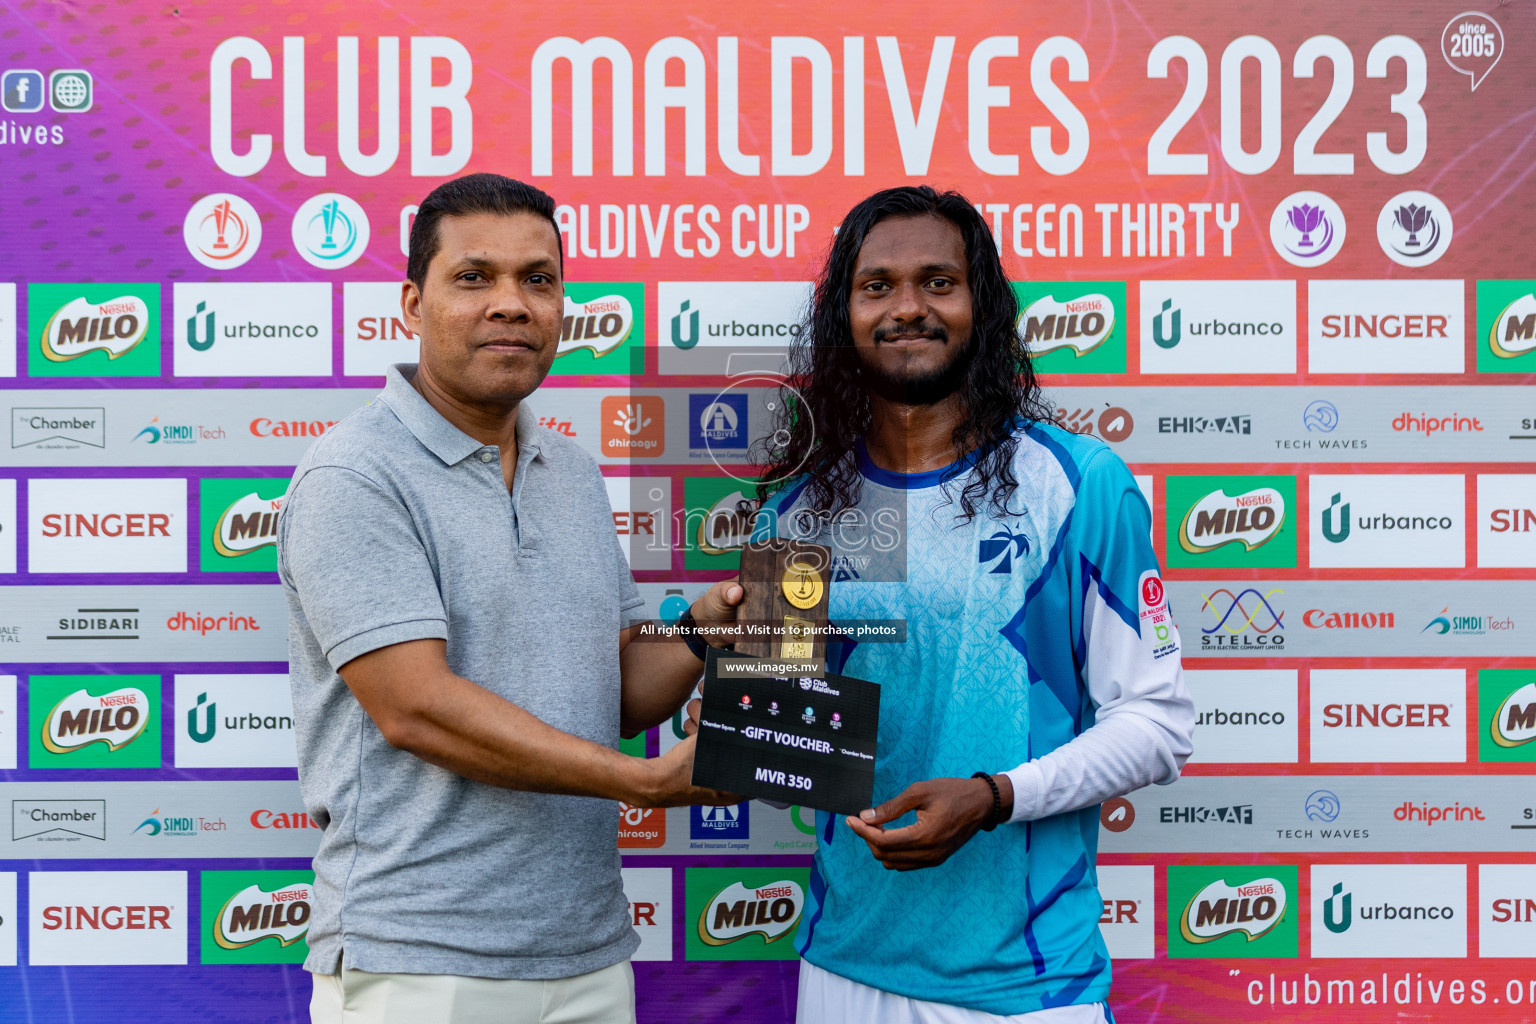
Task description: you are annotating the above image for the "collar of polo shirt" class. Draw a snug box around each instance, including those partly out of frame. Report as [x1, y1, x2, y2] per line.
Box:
[378, 363, 545, 467]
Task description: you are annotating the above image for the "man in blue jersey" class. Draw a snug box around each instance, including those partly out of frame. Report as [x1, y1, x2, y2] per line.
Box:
[750, 186, 1194, 1023]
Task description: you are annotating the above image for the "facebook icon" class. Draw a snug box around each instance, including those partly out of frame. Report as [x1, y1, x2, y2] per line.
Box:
[2, 70, 45, 113]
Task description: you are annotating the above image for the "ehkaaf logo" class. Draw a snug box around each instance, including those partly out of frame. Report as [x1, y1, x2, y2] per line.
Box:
[1013, 281, 1126, 374]
[1157, 414, 1250, 435]
[553, 283, 644, 375]
[1167, 476, 1296, 569]
[202, 871, 313, 964]
[27, 283, 161, 378]
[1480, 670, 1536, 763]
[199, 478, 289, 573]
[1159, 804, 1254, 825]
[684, 867, 809, 961]
[1168, 865, 1297, 959]
[28, 675, 161, 769]
[1478, 282, 1536, 373]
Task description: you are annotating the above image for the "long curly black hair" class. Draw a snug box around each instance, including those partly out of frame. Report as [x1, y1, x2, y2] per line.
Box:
[753, 185, 1050, 521]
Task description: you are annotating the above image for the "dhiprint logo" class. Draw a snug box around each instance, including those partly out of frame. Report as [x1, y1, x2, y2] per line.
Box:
[979, 525, 1030, 574]
[1166, 475, 1297, 569]
[291, 193, 369, 269]
[1309, 475, 1464, 569]
[1139, 281, 1297, 375]
[28, 675, 162, 769]
[28, 283, 161, 378]
[1311, 865, 1465, 958]
[1270, 192, 1345, 268]
[173, 283, 331, 377]
[183, 193, 261, 270]
[1378, 191, 1453, 268]
[1168, 866, 1298, 959]
[1198, 587, 1285, 651]
[1014, 282, 1125, 372]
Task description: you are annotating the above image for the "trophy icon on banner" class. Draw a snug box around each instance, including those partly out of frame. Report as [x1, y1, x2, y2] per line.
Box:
[182, 192, 261, 269]
[210, 199, 233, 250]
[319, 199, 341, 251]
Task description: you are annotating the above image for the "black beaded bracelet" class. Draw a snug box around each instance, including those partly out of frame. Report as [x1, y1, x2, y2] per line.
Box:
[676, 607, 711, 662]
[972, 771, 1002, 831]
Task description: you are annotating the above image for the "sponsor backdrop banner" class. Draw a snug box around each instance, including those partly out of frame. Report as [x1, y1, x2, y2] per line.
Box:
[1, 1, 1533, 1020]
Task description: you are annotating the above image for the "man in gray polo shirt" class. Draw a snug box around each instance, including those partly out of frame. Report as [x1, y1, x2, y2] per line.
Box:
[279, 174, 739, 1024]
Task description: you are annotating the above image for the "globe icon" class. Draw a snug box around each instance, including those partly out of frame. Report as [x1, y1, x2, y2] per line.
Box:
[53, 75, 89, 110]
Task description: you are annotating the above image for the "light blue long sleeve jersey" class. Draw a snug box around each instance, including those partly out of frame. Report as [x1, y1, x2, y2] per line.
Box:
[753, 420, 1193, 1016]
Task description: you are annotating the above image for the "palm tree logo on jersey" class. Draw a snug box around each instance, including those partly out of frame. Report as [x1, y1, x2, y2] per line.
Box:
[979, 527, 1030, 574]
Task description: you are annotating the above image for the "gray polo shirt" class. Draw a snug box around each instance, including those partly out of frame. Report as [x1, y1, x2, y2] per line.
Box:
[278, 363, 644, 979]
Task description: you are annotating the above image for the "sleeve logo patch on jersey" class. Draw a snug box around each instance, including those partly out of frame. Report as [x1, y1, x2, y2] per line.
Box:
[1138, 570, 1179, 660]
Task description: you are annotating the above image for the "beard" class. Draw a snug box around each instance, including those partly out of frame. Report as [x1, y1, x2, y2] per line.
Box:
[855, 323, 975, 406]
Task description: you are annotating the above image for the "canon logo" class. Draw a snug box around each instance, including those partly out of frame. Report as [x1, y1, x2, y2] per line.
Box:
[249, 417, 338, 438]
[41, 513, 170, 538]
[1303, 609, 1395, 629]
[42, 905, 172, 930]
[1322, 703, 1450, 728]
[250, 809, 321, 829]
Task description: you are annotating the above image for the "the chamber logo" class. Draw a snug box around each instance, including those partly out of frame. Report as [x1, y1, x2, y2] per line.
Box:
[41, 296, 149, 362]
[42, 686, 149, 754]
[1180, 488, 1285, 554]
[697, 879, 803, 946]
[1180, 877, 1287, 943]
[214, 881, 312, 950]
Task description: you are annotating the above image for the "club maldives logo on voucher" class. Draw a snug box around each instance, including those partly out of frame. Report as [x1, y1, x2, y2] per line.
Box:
[27, 283, 161, 378]
[199, 478, 289, 573]
[200, 870, 315, 965]
[28, 675, 161, 769]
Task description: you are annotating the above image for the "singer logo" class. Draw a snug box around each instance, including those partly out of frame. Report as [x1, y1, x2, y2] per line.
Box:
[29, 675, 162, 769]
[29, 870, 187, 965]
[28, 284, 161, 378]
[199, 478, 290, 573]
[552, 284, 644, 374]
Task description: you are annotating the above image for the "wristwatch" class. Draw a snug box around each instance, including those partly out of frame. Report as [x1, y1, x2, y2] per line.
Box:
[676, 606, 711, 662]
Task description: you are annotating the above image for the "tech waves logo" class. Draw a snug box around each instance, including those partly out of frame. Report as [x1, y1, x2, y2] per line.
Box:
[1199, 587, 1284, 650]
[40, 295, 150, 362]
[558, 292, 634, 359]
[1180, 877, 1288, 944]
[697, 879, 804, 946]
[213, 881, 312, 950]
[1020, 293, 1115, 357]
[1180, 488, 1286, 554]
[42, 686, 149, 754]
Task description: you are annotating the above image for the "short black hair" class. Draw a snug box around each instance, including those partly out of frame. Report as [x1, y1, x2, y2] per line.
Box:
[406, 173, 561, 288]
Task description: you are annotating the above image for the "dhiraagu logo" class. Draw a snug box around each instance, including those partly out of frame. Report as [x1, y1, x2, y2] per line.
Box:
[1012, 282, 1126, 374]
[552, 283, 644, 375]
[200, 870, 315, 964]
[28, 283, 161, 377]
[1167, 865, 1298, 959]
[199, 478, 290, 573]
[1165, 475, 1297, 569]
[685, 867, 809, 961]
[1478, 281, 1536, 372]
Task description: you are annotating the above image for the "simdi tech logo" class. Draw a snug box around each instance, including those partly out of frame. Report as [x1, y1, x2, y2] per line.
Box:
[1480, 670, 1536, 763]
[1165, 475, 1297, 569]
[684, 867, 809, 961]
[1011, 281, 1126, 374]
[28, 675, 162, 769]
[199, 478, 290, 573]
[27, 283, 161, 377]
[552, 283, 644, 375]
[1478, 280, 1536, 372]
[1167, 865, 1298, 959]
[200, 870, 314, 965]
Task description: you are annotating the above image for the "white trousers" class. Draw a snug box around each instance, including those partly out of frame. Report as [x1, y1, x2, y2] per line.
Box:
[796, 960, 1111, 1024]
[310, 961, 635, 1024]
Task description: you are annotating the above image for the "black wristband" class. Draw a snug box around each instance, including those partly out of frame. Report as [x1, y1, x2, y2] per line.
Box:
[676, 607, 711, 662]
[971, 771, 1002, 831]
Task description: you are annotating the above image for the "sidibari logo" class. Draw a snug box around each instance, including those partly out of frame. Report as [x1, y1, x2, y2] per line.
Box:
[559, 293, 633, 358]
[1490, 293, 1536, 360]
[41, 296, 150, 362]
[213, 492, 285, 557]
[1020, 293, 1115, 357]
[697, 879, 803, 946]
[43, 686, 150, 754]
[1492, 682, 1536, 747]
[214, 882, 312, 950]
[1180, 877, 1287, 943]
[1180, 488, 1285, 553]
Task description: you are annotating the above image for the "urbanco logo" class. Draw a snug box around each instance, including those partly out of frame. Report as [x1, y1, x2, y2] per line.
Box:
[1139, 280, 1296, 375]
[1167, 865, 1298, 959]
[1012, 281, 1126, 374]
[28, 675, 161, 769]
[1165, 476, 1296, 569]
[684, 867, 810, 961]
[1307, 279, 1464, 374]
[27, 283, 161, 377]
[172, 282, 332, 377]
[1478, 281, 1536, 371]
[1311, 864, 1465, 958]
[183, 193, 261, 270]
[1309, 475, 1464, 569]
[174, 674, 296, 769]
[1183, 669, 1297, 764]
[28, 477, 187, 574]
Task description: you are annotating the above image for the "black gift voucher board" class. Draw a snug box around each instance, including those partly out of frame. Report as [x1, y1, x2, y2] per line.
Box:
[692, 650, 880, 815]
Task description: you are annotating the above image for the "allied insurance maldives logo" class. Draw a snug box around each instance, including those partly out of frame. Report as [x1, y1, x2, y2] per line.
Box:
[200, 870, 315, 965]
[27, 283, 161, 377]
[29, 675, 162, 769]
[1165, 476, 1297, 569]
[1168, 865, 1299, 959]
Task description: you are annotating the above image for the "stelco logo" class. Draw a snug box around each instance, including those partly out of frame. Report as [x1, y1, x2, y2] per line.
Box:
[213, 492, 285, 557]
[1180, 877, 1287, 943]
[558, 294, 633, 358]
[41, 295, 150, 362]
[1492, 682, 1536, 747]
[1490, 292, 1536, 359]
[697, 879, 804, 946]
[1180, 487, 1285, 554]
[1020, 293, 1114, 357]
[214, 881, 312, 950]
[42, 686, 150, 753]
